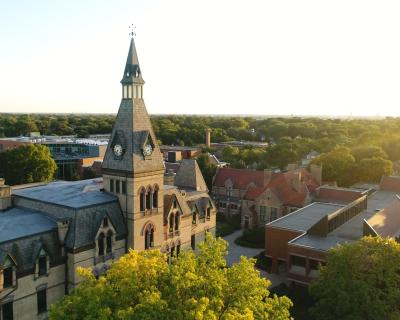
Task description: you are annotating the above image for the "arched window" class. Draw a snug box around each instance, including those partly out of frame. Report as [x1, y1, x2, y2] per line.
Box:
[140, 188, 145, 212]
[98, 233, 105, 256]
[175, 212, 180, 231]
[146, 187, 152, 210]
[144, 224, 154, 250]
[169, 213, 175, 233]
[106, 231, 113, 254]
[153, 186, 158, 208]
[192, 211, 197, 225]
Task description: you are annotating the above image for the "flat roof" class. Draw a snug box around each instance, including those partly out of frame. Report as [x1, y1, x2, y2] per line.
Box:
[13, 179, 117, 209]
[267, 202, 344, 232]
[290, 189, 400, 252]
[0, 208, 57, 243]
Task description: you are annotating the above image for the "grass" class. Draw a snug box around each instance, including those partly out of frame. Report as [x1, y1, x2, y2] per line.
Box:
[216, 222, 236, 237]
[234, 227, 265, 249]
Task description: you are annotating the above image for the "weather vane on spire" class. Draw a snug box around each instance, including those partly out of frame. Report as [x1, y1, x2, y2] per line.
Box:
[129, 24, 136, 38]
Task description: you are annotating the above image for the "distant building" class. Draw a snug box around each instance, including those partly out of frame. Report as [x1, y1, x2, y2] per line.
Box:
[301, 150, 320, 166]
[159, 145, 201, 160]
[0, 137, 108, 180]
[211, 165, 322, 228]
[265, 176, 400, 285]
[211, 141, 269, 150]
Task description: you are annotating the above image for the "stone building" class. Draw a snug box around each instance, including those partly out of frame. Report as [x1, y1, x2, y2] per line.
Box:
[0, 38, 216, 320]
[212, 165, 322, 228]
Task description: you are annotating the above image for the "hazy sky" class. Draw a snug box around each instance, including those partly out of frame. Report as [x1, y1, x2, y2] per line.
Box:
[1, 0, 400, 116]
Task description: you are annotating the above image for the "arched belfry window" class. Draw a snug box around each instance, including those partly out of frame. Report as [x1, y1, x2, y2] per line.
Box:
[144, 224, 155, 250]
[153, 185, 159, 208]
[139, 188, 145, 212]
[169, 213, 175, 233]
[106, 231, 113, 254]
[175, 212, 180, 231]
[146, 187, 152, 210]
[98, 233, 105, 256]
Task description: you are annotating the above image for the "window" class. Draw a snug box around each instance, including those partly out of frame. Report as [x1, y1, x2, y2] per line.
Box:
[106, 232, 113, 254]
[38, 256, 47, 276]
[153, 189, 158, 208]
[98, 233, 105, 256]
[116, 180, 120, 193]
[103, 217, 108, 228]
[173, 199, 177, 208]
[291, 255, 306, 267]
[144, 225, 154, 250]
[169, 213, 174, 233]
[175, 212, 180, 231]
[206, 207, 211, 220]
[2, 301, 13, 320]
[226, 187, 232, 198]
[37, 289, 47, 314]
[146, 190, 151, 210]
[192, 211, 197, 225]
[140, 189, 145, 212]
[270, 208, 278, 222]
[191, 235, 196, 250]
[110, 179, 114, 192]
[260, 205, 267, 215]
[122, 181, 127, 194]
[3, 267, 13, 288]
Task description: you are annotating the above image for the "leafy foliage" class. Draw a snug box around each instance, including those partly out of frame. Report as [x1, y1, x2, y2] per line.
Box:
[49, 234, 292, 320]
[0, 144, 57, 185]
[310, 237, 400, 320]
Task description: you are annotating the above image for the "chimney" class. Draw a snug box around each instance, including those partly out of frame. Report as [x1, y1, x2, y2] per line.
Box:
[205, 128, 211, 148]
[292, 171, 302, 192]
[310, 164, 322, 186]
[264, 169, 273, 187]
[0, 178, 12, 211]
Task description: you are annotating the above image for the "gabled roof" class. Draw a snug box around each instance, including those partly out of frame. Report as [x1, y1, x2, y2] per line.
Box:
[242, 169, 319, 207]
[213, 168, 264, 189]
[174, 159, 208, 192]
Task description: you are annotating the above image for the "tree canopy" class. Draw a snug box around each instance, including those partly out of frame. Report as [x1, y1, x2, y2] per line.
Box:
[49, 234, 292, 320]
[0, 144, 57, 185]
[310, 237, 400, 320]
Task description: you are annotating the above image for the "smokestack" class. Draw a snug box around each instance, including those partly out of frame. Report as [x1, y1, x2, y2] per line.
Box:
[310, 164, 322, 185]
[205, 128, 211, 148]
[0, 179, 12, 211]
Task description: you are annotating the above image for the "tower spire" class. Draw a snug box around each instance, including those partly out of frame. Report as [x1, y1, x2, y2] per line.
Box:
[121, 37, 144, 99]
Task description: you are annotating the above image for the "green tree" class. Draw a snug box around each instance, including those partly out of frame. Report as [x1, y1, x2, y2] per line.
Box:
[50, 234, 292, 320]
[0, 144, 57, 185]
[356, 157, 393, 183]
[311, 147, 356, 186]
[350, 145, 388, 162]
[310, 237, 400, 320]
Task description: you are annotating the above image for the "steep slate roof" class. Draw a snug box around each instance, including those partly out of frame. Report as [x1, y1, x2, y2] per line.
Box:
[0, 208, 62, 272]
[12, 179, 127, 250]
[13, 179, 115, 209]
[102, 38, 164, 175]
[380, 176, 400, 193]
[0, 208, 57, 243]
[174, 159, 208, 192]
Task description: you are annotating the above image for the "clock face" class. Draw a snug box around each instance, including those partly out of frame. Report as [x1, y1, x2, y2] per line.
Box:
[113, 144, 123, 157]
[143, 144, 153, 156]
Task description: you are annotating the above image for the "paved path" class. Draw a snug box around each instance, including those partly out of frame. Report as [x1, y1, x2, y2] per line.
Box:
[223, 230, 287, 287]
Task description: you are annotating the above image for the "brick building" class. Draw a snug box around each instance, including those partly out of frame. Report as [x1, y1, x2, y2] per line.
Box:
[212, 165, 322, 228]
[265, 177, 400, 285]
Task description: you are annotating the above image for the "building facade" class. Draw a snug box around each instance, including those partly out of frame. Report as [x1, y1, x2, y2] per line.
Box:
[0, 38, 216, 320]
[212, 165, 322, 228]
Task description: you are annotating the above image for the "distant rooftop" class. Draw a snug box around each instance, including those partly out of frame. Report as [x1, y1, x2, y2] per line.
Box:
[0, 208, 57, 243]
[0, 135, 108, 146]
[13, 178, 117, 209]
[267, 202, 344, 232]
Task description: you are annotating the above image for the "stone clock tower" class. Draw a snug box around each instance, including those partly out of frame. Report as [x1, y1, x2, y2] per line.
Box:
[102, 38, 165, 250]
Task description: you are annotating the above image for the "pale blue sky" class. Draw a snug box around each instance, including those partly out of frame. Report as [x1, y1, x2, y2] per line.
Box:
[1, 0, 400, 116]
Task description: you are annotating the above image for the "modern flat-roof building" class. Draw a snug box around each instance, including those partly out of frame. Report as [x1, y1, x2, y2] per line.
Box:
[265, 176, 400, 285]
